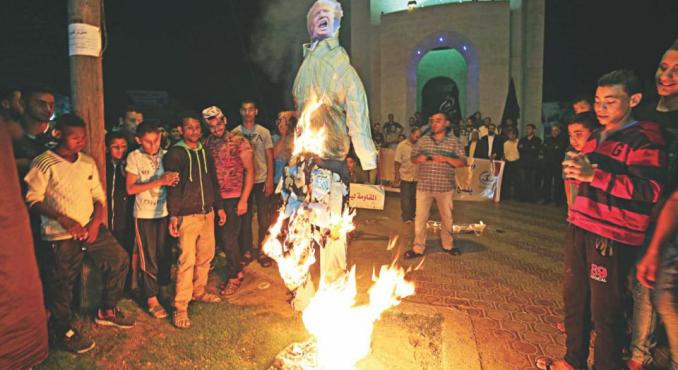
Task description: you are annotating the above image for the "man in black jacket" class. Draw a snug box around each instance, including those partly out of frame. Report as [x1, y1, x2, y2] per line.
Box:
[476, 123, 504, 160]
[541, 124, 568, 205]
[518, 124, 542, 202]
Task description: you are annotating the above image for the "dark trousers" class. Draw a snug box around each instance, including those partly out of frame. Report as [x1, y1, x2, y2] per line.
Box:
[39, 225, 129, 337]
[238, 182, 271, 258]
[399, 180, 417, 221]
[219, 198, 243, 279]
[563, 225, 637, 370]
[501, 160, 520, 200]
[134, 217, 171, 299]
[542, 163, 565, 204]
[520, 164, 539, 202]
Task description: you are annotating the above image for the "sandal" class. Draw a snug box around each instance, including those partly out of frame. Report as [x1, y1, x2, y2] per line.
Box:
[220, 278, 242, 296]
[241, 251, 253, 265]
[148, 304, 169, 319]
[192, 292, 222, 303]
[173, 310, 191, 329]
[535, 357, 575, 370]
[404, 250, 424, 260]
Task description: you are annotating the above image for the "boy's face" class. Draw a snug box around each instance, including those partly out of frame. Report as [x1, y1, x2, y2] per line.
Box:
[180, 118, 202, 144]
[508, 131, 517, 140]
[240, 102, 257, 121]
[656, 50, 678, 97]
[594, 84, 641, 127]
[122, 111, 143, 131]
[568, 123, 592, 152]
[108, 138, 128, 160]
[137, 131, 161, 155]
[59, 126, 86, 153]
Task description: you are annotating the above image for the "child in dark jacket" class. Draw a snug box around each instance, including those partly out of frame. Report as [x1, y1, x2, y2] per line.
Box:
[163, 113, 225, 329]
[106, 132, 133, 254]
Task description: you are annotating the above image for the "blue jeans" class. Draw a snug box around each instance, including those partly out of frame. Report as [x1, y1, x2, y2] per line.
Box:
[654, 240, 678, 370]
[630, 223, 658, 365]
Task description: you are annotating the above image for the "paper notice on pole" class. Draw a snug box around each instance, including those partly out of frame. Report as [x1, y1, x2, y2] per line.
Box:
[68, 23, 101, 57]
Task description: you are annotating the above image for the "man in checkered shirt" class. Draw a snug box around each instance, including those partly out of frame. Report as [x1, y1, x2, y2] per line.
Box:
[405, 112, 467, 259]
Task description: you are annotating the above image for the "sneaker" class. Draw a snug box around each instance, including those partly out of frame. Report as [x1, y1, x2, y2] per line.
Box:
[95, 307, 135, 329]
[61, 328, 96, 354]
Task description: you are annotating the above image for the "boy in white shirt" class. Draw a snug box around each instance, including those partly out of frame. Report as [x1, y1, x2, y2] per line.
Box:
[25, 114, 134, 354]
[125, 122, 179, 319]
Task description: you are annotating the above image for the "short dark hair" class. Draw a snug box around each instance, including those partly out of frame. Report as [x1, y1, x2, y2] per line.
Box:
[0, 87, 20, 102]
[241, 100, 257, 108]
[597, 69, 642, 96]
[571, 94, 592, 107]
[136, 121, 162, 137]
[106, 131, 128, 146]
[526, 123, 536, 130]
[568, 112, 601, 132]
[122, 105, 142, 115]
[22, 85, 54, 100]
[432, 111, 450, 121]
[55, 113, 86, 132]
[176, 111, 201, 128]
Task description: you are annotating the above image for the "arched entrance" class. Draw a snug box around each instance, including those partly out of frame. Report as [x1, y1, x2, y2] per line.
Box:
[421, 77, 461, 124]
[406, 31, 479, 123]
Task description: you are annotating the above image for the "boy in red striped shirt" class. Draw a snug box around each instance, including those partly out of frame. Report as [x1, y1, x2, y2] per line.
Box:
[545, 70, 667, 370]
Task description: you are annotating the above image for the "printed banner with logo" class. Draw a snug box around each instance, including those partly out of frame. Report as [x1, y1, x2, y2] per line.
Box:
[454, 158, 505, 202]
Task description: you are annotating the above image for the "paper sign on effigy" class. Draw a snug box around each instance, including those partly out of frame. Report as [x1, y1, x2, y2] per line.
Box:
[348, 184, 385, 210]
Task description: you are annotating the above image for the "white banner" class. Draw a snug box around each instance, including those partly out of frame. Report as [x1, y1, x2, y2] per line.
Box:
[349, 184, 386, 210]
[455, 158, 505, 202]
[68, 23, 101, 57]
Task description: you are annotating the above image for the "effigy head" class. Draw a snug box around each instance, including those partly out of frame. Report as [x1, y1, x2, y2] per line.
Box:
[306, 0, 343, 41]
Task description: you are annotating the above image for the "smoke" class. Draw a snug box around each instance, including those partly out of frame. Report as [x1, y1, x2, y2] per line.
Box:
[250, 0, 316, 107]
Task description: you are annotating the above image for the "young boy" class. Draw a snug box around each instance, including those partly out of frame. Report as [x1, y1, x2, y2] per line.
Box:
[540, 70, 666, 370]
[125, 122, 179, 319]
[563, 112, 600, 210]
[163, 113, 226, 329]
[106, 131, 132, 253]
[25, 114, 134, 354]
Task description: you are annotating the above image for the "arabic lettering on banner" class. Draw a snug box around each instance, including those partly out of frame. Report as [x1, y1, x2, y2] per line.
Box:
[455, 158, 505, 202]
[348, 184, 385, 210]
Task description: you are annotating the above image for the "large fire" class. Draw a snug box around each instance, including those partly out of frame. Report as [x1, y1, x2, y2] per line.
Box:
[263, 96, 416, 369]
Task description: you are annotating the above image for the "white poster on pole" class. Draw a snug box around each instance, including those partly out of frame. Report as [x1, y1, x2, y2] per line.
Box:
[454, 158, 505, 202]
[68, 23, 102, 57]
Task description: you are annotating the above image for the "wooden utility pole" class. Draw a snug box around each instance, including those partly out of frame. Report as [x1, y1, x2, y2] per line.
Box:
[67, 0, 106, 193]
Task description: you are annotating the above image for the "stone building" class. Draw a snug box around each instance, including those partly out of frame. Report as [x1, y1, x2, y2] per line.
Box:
[348, 0, 545, 132]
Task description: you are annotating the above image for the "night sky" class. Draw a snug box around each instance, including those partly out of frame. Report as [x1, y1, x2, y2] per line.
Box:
[1, 0, 677, 126]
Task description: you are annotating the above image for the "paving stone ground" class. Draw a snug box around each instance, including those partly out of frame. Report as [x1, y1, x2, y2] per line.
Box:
[348, 195, 569, 370]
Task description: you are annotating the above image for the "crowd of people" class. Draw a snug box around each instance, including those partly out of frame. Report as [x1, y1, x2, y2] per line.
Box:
[1, 89, 298, 354]
[385, 40, 677, 370]
[0, 24, 676, 370]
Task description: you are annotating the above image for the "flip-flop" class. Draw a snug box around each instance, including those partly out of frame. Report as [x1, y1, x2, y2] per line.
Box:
[192, 292, 222, 303]
[148, 304, 169, 319]
[220, 278, 242, 296]
[173, 310, 191, 329]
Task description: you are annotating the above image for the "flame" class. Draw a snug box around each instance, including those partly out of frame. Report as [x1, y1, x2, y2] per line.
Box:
[264, 94, 416, 369]
[293, 96, 326, 157]
[302, 262, 415, 370]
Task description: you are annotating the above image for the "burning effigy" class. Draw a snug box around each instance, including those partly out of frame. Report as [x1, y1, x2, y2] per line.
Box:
[262, 1, 416, 369]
